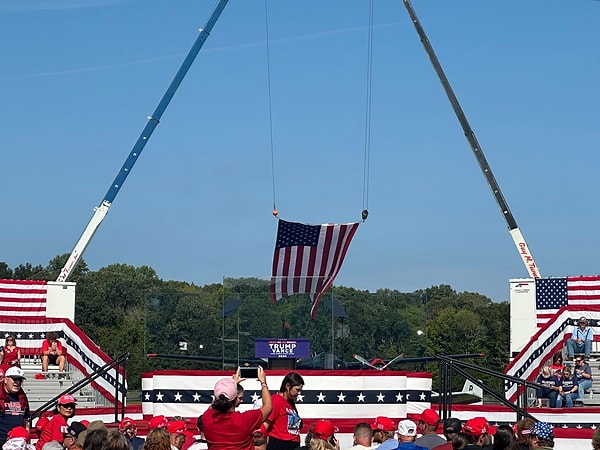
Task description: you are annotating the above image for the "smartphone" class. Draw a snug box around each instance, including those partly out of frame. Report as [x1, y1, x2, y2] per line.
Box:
[240, 366, 259, 379]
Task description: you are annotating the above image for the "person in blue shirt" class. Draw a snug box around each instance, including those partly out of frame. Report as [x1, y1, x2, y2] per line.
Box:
[574, 357, 593, 399]
[567, 317, 594, 360]
[556, 366, 579, 407]
[535, 366, 561, 408]
[394, 420, 427, 450]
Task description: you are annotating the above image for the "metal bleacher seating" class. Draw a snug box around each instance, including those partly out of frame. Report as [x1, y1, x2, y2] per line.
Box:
[20, 351, 96, 411]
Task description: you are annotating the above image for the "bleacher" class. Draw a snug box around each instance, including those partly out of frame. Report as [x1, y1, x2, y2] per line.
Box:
[20, 353, 97, 411]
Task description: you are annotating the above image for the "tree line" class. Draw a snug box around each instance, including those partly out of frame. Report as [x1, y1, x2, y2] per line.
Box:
[0, 255, 510, 391]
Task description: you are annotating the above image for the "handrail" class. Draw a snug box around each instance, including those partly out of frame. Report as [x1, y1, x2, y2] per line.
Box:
[31, 351, 132, 423]
[434, 355, 542, 422]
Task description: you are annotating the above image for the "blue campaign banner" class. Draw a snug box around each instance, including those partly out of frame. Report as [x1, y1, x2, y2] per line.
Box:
[255, 338, 311, 359]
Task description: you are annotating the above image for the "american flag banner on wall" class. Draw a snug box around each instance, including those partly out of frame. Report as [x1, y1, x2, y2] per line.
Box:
[270, 220, 359, 318]
[536, 276, 600, 326]
[0, 279, 47, 317]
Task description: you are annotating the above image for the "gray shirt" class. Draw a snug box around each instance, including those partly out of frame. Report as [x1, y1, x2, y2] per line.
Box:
[414, 434, 447, 450]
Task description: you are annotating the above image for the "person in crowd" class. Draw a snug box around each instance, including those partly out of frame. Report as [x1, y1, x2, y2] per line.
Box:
[82, 422, 108, 450]
[556, 366, 579, 407]
[395, 420, 427, 450]
[36, 394, 77, 450]
[203, 367, 272, 450]
[345, 422, 372, 450]
[414, 409, 445, 449]
[548, 353, 564, 378]
[461, 417, 495, 449]
[41, 332, 66, 373]
[265, 372, 304, 450]
[567, 317, 593, 360]
[0, 337, 20, 374]
[450, 434, 467, 450]
[118, 418, 144, 450]
[35, 414, 53, 441]
[0, 367, 30, 447]
[535, 366, 561, 408]
[63, 422, 86, 450]
[148, 417, 169, 431]
[166, 422, 192, 450]
[432, 418, 461, 450]
[105, 431, 131, 450]
[187, 417, 207, 450]
[525, 422, 554, 450]
[574, 356, 593, 399]
[514, 418, 535, 450]
[3, 426, 34, 450]
[491, 425, 518, 450]
[371, 417, 396, 450]
[141, 428, 170, 450]
[592, 427, 600, 450]
[308, 420, 338, 450]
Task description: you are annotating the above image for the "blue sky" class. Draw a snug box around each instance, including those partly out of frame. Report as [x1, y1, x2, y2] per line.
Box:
[2, 0, 599, 302]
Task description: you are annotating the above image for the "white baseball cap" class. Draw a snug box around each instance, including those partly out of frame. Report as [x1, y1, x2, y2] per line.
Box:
[397, 419, 417, 437]
[5, 367, 26, 379]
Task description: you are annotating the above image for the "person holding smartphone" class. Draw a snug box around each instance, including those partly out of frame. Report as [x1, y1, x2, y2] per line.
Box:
[265, 372, 305, 450]
[202, 366, 272, 450]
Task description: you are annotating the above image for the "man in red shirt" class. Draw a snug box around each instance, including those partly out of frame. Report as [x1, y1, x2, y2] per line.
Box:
[41, 333, 66, 373]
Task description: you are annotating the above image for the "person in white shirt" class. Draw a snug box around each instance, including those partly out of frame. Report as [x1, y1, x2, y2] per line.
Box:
[344, 423, 372, 450]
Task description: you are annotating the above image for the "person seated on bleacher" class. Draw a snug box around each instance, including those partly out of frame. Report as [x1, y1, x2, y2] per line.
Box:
[41, 333, 65, 373]
[0, 336, 21, 375]
[567, 317, 594, 360]
[556, 367, 579, 407]
[535, 366, 561, 408]
[549, 353, 565, 378]
[574, 357, 593, 400]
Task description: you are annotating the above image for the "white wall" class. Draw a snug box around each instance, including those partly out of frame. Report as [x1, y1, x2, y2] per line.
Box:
[509, 278, 536, 355]
[45, 281, 76, 321]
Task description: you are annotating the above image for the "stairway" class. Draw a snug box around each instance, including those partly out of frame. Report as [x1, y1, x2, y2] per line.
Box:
[20, 358, 97, 411]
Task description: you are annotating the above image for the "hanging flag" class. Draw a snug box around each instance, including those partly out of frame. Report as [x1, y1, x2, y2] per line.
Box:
[536, 276, 600, 326]
[0, 279, 47, 317]
[270, 219, 359, 318]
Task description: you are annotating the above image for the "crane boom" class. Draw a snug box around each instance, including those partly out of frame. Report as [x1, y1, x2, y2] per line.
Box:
[402, 0, 541, 278]
[57, 0, 229, 282]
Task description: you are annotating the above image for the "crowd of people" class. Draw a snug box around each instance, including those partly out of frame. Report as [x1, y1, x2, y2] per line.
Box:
[1, 363, 600, 450]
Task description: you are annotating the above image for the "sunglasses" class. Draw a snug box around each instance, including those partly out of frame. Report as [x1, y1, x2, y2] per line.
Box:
[60, 403, 76, 409]
[8, 377, 23, 382]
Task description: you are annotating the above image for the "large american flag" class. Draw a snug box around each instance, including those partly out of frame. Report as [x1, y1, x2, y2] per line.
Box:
[536, 276, 600, 326]
[0, 279, 47, 317]
[270, 220, 359, 318]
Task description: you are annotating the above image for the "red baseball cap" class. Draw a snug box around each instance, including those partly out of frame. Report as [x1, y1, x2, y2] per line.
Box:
[7, 427, 29, 440]
[312, 420, 338, 441]
[372, 416, 395, 432]
[166, 421, 194, 437]
[58, 394, 77, 405]
[119, 418, 136, 430]
[463, 417, 496, 436]
[417, 409, 440, 426]
[148, 415, 169, 430]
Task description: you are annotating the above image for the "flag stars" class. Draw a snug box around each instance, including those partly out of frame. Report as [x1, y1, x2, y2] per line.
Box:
[174, 392, 182, 402]
[144, 393, 150, 401]
[251, 392, 260, 402]
[357, 393, 366, 402]
[337, 392, 346, 402]
[296, 393, 304, 403]
[193, 393, 202, 402]
[419, 392, 426, 401]
[396, 392, 403, 402]
[316, 392, 326, 402]
[376, 392, 385, 402]
[155, 392, 164, 401]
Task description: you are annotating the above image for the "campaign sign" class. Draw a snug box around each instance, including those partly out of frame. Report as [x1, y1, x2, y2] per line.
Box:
[255, 338, 310, 359]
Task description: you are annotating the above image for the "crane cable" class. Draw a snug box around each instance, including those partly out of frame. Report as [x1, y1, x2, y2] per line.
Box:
[263, 0, 279, 217]
[361, 0, 374, 222]
[265, 1, 374, 221]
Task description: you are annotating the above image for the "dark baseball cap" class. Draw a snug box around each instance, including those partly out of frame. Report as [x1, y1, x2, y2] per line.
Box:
[443, 418, 462, 435]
